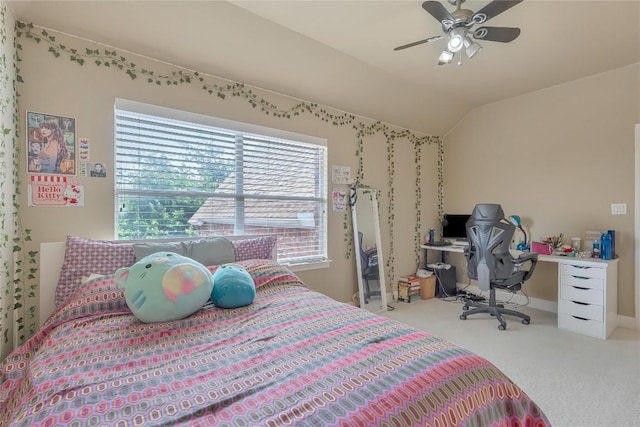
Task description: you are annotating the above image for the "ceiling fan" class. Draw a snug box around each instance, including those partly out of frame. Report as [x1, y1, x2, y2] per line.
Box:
[394, 0, 523, 65]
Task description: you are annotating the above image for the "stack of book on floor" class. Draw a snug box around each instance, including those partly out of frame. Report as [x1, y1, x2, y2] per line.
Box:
[397, 275, 421, 303]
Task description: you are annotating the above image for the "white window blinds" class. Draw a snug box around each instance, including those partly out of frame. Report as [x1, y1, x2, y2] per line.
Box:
[115, 105, 327, 264]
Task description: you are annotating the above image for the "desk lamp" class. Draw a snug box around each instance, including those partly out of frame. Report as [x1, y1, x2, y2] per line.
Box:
[508, 215, 529, 251]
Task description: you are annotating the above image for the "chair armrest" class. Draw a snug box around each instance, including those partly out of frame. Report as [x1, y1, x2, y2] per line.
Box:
[514, 252, 538, 281]
[516, 252, 538, 262]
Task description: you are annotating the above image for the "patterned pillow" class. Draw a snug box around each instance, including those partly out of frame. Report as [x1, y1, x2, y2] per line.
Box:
[56, 236, 136, 307]
[232, 236, 277, 261]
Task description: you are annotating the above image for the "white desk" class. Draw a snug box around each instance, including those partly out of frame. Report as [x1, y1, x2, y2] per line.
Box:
[421, 244, 619, 339]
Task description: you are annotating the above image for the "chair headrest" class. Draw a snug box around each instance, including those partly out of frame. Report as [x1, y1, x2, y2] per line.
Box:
[469, 204, 505, 224]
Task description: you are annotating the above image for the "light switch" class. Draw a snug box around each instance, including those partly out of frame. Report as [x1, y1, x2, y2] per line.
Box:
[611, 203, 627, 215]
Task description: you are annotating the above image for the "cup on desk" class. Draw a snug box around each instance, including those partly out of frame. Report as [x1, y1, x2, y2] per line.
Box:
[571, 237, 581, 253]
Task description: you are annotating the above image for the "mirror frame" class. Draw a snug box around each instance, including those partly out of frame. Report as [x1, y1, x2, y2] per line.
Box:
[351, 187, 388, 313]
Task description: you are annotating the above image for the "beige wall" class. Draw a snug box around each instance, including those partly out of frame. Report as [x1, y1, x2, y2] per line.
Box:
[17, 30, 441, 308]
[19, 21, 635, 320]
[444, 64, 640, 317]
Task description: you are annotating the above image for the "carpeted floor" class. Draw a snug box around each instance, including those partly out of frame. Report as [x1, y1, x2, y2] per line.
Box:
[381, 297, 640, 427]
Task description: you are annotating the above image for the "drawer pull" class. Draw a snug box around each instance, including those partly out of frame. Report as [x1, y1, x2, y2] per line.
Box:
[571, 300, 588, 306]
[571, 315, 588, 321]
[571, 275, 590, 280]
[572, 286, 589, 291]
[570, 265, 591, 269]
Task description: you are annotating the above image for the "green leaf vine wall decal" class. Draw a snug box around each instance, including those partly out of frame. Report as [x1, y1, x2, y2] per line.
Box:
[1, 7, 38, 355]
[414, 140, 423, 266]
[14, 20, 445, 298]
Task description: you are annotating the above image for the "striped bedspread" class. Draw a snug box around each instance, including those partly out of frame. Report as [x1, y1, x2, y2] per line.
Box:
[1, 260, 549, 426]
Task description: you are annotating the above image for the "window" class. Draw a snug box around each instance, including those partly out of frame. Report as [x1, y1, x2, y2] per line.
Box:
[114, 100, 328, 264]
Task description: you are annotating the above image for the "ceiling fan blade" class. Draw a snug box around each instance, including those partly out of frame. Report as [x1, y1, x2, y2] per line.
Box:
[473, 26, 521, 43]
[471, 0, 523, 25]
[422, 1, 455, 24]
[394, 35, 444, 51]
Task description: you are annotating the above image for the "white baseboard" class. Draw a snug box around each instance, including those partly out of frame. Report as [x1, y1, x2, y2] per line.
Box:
[461, 284, 558, 313]
[461, 284, 639, 331]
[616, 315, 637, 330]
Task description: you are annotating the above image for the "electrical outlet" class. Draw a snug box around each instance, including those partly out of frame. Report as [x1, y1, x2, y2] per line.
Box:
[611, 203, 627, 215]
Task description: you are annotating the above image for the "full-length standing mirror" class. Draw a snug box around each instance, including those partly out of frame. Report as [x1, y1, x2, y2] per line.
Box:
[351, 187, 388, 313]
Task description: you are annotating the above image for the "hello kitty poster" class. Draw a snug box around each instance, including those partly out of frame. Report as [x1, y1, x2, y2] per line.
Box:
[28, 175, 84, 207]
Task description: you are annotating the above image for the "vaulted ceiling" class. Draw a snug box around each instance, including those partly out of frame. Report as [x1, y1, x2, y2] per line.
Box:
[8, 0, 640, 135]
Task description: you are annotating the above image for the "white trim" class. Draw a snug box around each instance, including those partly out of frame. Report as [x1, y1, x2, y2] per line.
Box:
[617, 315, 637, 331]
[191, 217, 317, 229]
[115, 98, 327, 147]
[635, 123, 640, 330]
[285, 259, 332, 273]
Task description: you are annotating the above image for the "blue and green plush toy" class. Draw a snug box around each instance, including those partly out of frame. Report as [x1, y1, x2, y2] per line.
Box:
[115, 252, 256, 323]
[211, 264, 256, 309]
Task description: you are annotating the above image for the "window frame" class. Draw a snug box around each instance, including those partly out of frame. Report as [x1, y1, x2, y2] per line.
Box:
[114, 99, 330, 269]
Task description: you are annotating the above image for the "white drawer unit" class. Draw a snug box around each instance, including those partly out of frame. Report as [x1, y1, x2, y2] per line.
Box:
[560, 263, 606, 279]
[560, 284, 603, 305]
[560, 274, 603, 290]
[556, 258, 618, 339]
[558, 314, 605, 339]
[558, 299, 603, 322]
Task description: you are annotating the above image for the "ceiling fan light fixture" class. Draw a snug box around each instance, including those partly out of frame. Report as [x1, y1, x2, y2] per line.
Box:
[446, 27, 466, 52]
[447, 35, 464, 52]
[438, 49, 454, 65]
[464, 37, 482, 58]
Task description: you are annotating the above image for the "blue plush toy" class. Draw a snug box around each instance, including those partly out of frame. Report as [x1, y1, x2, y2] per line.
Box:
[211, 264, 256, 309]
[115, 252, 214, 323]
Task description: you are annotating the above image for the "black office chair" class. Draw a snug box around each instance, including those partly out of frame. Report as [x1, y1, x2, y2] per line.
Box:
[460, 204, 538, 330]
[358, 231, 381, 304]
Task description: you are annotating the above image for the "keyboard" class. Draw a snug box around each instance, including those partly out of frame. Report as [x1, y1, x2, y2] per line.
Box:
[425, 240, 452, 247]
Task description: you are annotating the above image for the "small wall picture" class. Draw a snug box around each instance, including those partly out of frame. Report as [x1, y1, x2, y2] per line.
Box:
[332, 188, 347, 212]
[88, 162, 107, 178]
[27, 111, 76, 175]
[332, 165, 352, 185]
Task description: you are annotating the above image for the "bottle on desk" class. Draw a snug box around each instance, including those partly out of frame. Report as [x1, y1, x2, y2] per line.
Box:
[428, 228, 435, 243]
[592, 239, 600, 258]
[607, 230, 616, 259]
[600, 232, 612, 260]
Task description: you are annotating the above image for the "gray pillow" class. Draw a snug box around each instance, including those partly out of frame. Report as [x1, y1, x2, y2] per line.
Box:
[186, 237, 235, 266]
[132, 241, 188, 260]
[132, 237, 235, 266]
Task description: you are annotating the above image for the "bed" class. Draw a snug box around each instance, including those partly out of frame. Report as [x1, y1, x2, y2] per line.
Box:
[1, 236, 550, 426]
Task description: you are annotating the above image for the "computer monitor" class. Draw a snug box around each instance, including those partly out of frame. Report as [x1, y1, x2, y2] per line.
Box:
[442, 214, 471, 241]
